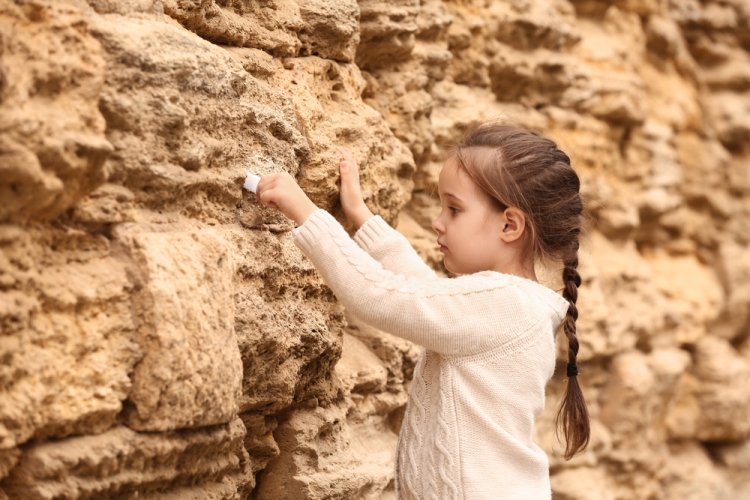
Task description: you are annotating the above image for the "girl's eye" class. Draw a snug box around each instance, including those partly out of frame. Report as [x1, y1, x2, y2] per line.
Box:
[448, 207, 459, 215]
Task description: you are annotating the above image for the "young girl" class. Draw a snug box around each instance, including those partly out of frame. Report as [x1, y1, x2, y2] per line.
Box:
[254, 123, 590, 499]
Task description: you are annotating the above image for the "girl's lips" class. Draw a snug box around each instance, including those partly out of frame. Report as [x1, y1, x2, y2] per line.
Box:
[437, 242, 448, 252]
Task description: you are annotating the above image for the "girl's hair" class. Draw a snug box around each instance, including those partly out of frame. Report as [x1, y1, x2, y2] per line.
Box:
[453, 123, 590, 460]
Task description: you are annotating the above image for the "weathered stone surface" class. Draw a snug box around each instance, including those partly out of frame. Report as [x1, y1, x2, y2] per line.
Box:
[645, 251, 723, 345]
[0, 225, 140, 449]
[254, 401, 397, 500]
[666, 337, 750, 442]
[708, 91, 750, 151]
[712, 438, 750, 469]
[163, 0, 359, 61]
[342, 312, 421, 391]
[0, 417, 251, 499]
[713, 242, 750, 341]
[357, 0, 420, 70]
[89, 12, 309, 224]
[267, 56, 416, 224]
[115, 226, 243, 431]
[0, 1, 111, 223]
[0, 448, 19, 484]
[231, 228, 344, 415]
[660, 442, 735, 500]
[338, 333, 388, 394]
[2, 0, 750, 498]
[551, 466, 616, 500]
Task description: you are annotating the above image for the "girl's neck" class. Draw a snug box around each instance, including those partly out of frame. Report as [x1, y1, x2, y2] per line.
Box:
[493, 261, 537, 282]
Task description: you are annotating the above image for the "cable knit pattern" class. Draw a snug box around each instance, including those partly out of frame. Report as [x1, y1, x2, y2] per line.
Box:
[404, 352, 428, 499]
[435, 367, 459, 498]
[292, 209, 571, 499]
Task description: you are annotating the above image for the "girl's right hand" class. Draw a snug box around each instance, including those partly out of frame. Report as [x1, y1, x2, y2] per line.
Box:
[338, 147, 374, 230]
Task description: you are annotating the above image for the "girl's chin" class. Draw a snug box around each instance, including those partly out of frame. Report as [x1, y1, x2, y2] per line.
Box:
[442, 257, 456, 274]
[443, 258, 470, 276]
[443, 256, 453, 273]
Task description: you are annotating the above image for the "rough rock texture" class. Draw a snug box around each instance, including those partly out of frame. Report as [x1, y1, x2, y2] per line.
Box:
[0, 0, 749, 498]
[2, 417, 251, 499]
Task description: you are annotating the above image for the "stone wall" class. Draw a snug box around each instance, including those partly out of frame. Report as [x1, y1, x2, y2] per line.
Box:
[1, 0, 748, 498]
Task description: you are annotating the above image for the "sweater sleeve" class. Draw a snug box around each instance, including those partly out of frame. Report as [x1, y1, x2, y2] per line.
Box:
[352, 214, 437, 280]
[292, 209, 531, 356]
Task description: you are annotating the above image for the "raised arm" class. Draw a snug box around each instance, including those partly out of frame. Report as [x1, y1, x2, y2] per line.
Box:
[339, 147, 437, 280]
[352, 215, 438, 280]
[292, 209, 534, 356]
[253, 173, 565, 355]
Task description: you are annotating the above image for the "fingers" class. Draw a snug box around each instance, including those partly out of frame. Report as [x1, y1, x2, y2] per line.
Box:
[255, 172, 299, 211]
[255, 172, 284, 195]
[258, 190, 279, 210]
[256, 175, 280, 209]
[337, 146, 353, 162]
[256, 185, 275, 209]
[337, 147, 357, 170]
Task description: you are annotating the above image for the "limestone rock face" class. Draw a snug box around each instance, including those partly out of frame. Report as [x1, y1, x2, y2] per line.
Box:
[1, 0, 749, 499]
[117, 226, 243, 431]
[3, 417, 251, 499]
[0, 1, 111, 223]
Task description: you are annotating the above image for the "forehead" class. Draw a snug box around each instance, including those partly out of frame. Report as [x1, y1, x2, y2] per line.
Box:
[438, 156, 476, 198]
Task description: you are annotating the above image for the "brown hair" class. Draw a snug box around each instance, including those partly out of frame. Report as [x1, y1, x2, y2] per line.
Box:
[454, 123, 590, 460]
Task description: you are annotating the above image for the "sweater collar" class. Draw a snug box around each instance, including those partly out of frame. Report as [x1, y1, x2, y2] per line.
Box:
[476, 270, 570, 322]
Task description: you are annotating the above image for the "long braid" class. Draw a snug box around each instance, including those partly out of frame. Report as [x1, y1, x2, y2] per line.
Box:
[555, 240, 590, 459]
[456, 123, 591, 460]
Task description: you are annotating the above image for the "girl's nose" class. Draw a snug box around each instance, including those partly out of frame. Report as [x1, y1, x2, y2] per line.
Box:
[431, 215, 443, 235]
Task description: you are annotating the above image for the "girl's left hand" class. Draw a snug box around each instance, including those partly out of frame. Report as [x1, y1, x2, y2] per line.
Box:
[256, 172, 318, 225]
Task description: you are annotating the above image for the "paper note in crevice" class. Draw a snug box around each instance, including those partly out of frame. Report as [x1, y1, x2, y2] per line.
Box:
[244, 173, 261, 193]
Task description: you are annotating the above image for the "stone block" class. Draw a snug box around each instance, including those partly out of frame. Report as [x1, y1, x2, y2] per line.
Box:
[0, 1, 111, 223]
[0, 227, 140, 448]
[336, 332, 388, 394]
[163, 0, 359, 61]
[690, 337, 750, 441]
[116, 226, 242, 431]
[254, 402, 397, 499]
[0, 418, 250, 499]
[357, 0, 420, 69]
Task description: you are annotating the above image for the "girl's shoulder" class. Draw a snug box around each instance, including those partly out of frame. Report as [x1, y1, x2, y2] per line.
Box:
[472, 271, 569, 321]
[412, 270, 517, 297]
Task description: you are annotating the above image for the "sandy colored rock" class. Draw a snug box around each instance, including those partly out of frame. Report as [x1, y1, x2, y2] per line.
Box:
[115, 226, 243, 431]
[660, 442, 734, 500]
[357, 0, 420, 70]
[0, 417, 251, 499]
[1, 0, 749, 498]
[644, 250, 723, 344]
[88, 12, 310, 224]
[708, 91, 750, 150]
[668, 337, 750, 442]
[0, 448, 19, 484]
[712, 439, 750, 469]
[337, 332, 389, 394]
[266, 55, 416, 223]
[0, 1, 111, 223]
[0, 225, 140, 449]
[551, 466, 616, 500]
[599, 349, 689, 444]
[229, 226, 344, 415]
[163, 0, 359, 61]
[713, 242, 750, 341]
[254, 401, 397, 500]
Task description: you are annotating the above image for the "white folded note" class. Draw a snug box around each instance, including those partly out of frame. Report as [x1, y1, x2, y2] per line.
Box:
[244, 172, 261, 193]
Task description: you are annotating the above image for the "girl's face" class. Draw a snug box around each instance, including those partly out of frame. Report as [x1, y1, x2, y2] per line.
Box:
[431, 157, 514, 275]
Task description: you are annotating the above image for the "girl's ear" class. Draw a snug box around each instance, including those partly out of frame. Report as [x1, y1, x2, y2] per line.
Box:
[499, 207, 526, 243]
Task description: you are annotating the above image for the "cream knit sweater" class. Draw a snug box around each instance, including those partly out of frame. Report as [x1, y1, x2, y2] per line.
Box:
[292, 209, 570, 500]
